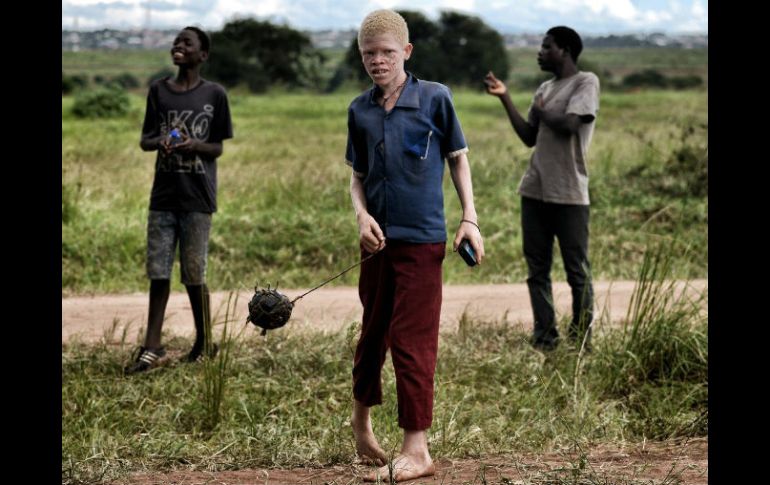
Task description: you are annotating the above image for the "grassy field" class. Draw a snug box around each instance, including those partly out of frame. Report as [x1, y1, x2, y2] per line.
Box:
[62, 86, 707, 295]
[62, 247, 707, 484]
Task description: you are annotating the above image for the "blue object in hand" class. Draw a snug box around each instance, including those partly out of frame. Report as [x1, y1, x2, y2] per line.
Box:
[168, 128, 182, 146]
[458, 239, 477, 267]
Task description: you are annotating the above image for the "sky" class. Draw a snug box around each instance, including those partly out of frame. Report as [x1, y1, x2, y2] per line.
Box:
[61, 0, 708, 34]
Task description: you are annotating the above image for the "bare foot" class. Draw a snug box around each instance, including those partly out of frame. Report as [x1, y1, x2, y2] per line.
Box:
[363, 453, 435, 482]
[351, 416, 387, 466]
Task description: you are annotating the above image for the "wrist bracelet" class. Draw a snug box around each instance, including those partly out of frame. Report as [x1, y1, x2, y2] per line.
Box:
[461, 219, 480, 232]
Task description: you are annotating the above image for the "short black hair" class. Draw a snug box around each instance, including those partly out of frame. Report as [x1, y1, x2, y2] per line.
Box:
[183, 26, 210, 52]
[546, 26, 582, 62]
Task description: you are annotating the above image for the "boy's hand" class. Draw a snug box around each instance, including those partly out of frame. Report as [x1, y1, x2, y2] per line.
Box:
[357, 212, 386, 254]
[170, 133, 199, 154]
[484, 71, 507, 97]
[156, 136, 174, 155]
[453, 221, 484, 264]
[530, 94, 545, 124]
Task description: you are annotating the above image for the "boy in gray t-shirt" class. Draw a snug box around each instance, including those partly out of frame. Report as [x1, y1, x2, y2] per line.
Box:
[484, 26, 599, 351]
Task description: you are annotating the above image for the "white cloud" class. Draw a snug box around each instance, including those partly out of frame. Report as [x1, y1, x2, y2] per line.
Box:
[692, 0, 706, 16]
[66, 0, 129, 5]
[641, 10, 673, 23]
[536, 0, 637, 19]
[216, 0, 282, 17]
[587, 0, 638, 19]
[691, 0, 707, 24]
[440, 0, 476, 11]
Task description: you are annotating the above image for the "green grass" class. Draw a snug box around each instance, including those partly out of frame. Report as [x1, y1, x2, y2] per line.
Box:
[62, 245, 707, 484]
[62, 88, 707, 294]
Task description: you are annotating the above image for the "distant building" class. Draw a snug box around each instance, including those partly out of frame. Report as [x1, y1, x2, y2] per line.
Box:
[62, 29, 177, 51]
[306, 29, 356, 49]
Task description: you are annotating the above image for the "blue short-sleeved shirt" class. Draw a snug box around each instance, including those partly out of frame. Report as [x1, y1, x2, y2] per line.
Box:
[345, 73, 468, 243]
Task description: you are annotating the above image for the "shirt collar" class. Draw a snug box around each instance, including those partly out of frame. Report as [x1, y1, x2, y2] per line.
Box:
[367, 72, 420, 109]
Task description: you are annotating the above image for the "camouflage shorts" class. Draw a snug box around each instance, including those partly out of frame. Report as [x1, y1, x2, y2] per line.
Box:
[146, 211, 212, 285]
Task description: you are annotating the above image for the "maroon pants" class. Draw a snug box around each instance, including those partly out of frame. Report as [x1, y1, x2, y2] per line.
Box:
[353, 241, 445, 430]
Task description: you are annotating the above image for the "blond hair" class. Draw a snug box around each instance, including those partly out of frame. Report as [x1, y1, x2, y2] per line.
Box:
[358, 9, 409, 47]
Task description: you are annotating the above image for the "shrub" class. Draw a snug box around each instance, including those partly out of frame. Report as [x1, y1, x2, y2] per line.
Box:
[112, 72, 140, 89]
[62, 72, 89, 94]
[669, 75, 703, 90]
[71, 86, 130, 118]
[622, 69, 668, 88]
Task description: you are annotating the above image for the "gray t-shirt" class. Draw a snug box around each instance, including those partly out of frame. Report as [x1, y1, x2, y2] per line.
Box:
[518, 71, 600, 205]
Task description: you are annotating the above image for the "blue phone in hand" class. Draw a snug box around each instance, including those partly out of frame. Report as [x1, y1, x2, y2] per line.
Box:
[458, 239, 477, 267]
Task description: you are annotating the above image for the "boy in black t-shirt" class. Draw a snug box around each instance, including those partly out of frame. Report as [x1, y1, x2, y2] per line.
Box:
[125, 26, 233, 375]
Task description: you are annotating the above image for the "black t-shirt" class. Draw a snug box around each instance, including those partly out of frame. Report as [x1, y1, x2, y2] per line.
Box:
[142, 78, 233, 213]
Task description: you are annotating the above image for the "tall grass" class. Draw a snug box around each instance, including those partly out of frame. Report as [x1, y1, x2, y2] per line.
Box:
[200, 292, 245, 433]
[590, 244, 708, 439]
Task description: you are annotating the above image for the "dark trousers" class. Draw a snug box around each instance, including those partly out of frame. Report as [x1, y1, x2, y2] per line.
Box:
[521, 197, 594, 346]
[353, 241, 445, 430]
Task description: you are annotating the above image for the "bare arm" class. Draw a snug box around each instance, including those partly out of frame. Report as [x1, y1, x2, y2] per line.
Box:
[170, 135, 224, 158]
[140, 134, 166, 152]
[350, 171, 385, 254]
[532, 107, 590, 137]
[190, 141, 223, 158]
[484, 71, 538, 147]
[447, 152, 485, 263]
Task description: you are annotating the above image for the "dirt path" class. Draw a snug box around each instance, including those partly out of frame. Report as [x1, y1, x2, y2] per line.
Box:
[63, 280, 707, 344]
[110, 437, 707, 484]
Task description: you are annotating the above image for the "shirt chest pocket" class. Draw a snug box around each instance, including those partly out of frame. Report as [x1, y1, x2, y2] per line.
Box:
[402, 115, 437, 174]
